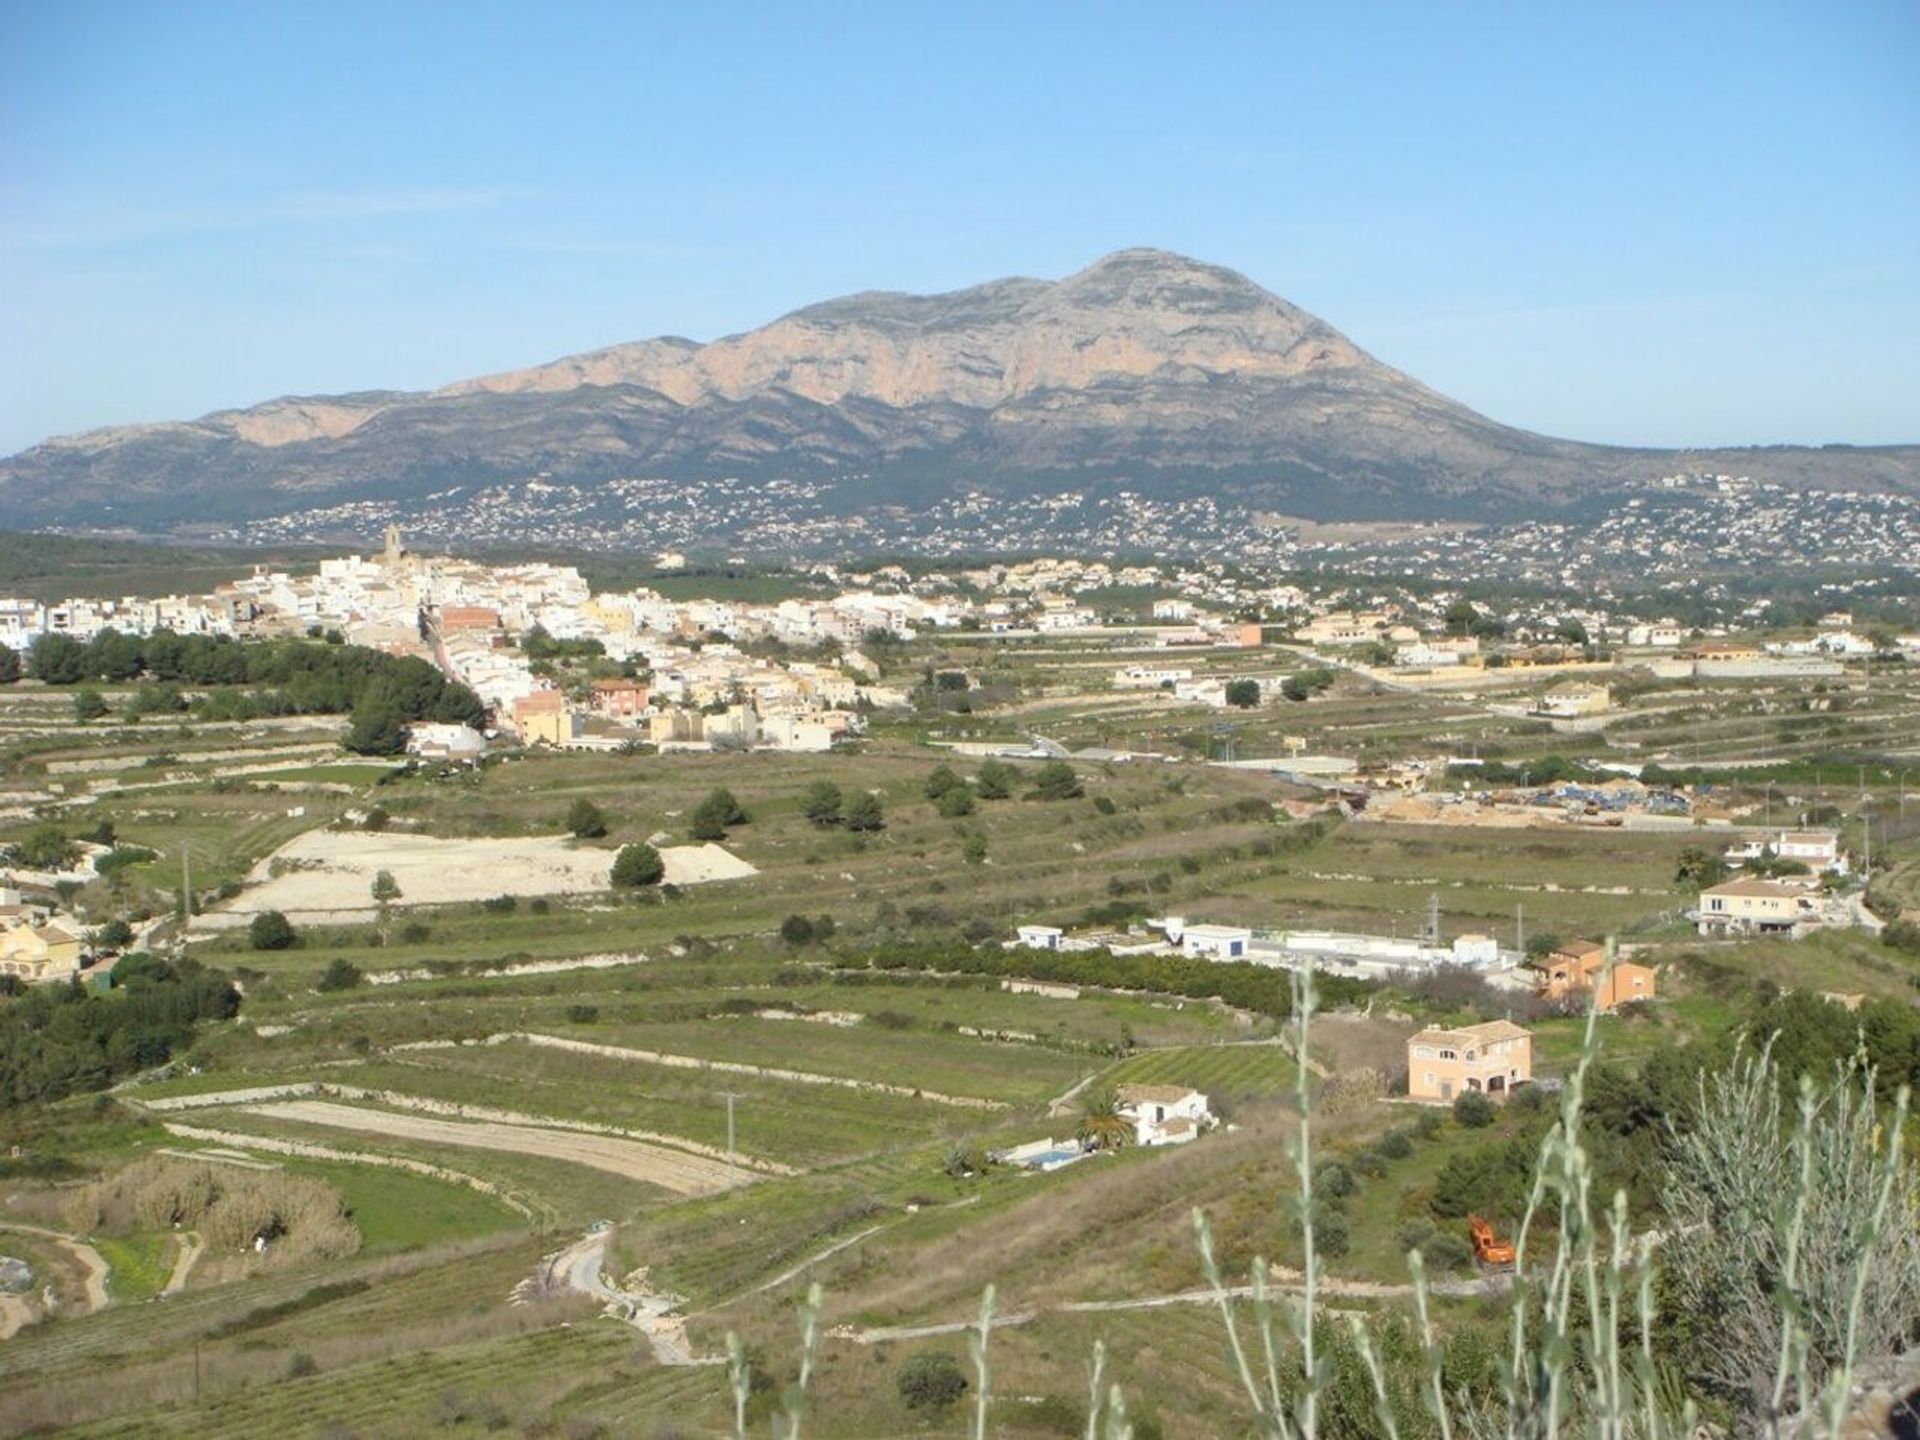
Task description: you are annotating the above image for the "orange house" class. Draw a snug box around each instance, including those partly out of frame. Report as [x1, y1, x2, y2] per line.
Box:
[1533, 939, 1656, 1011]
[588, 678, 651, 721]
[1407, 1020, 1532, 1103]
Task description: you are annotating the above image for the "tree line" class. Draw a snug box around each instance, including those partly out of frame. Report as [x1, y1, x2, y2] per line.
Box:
[20, 629, 484, 752]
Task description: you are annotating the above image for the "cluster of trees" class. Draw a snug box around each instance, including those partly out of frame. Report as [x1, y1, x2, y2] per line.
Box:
[1443, 598, 1510, 641]
[0, 954, 240, 1106]
[862, 938, 1368, 1019]
[801, 781, 885, 832]
[24, 630, 483, 753]
[518, 625, 605, 662]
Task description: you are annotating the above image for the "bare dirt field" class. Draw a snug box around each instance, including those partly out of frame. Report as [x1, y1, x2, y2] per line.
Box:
[193, 830, 756, 929]
[242, 1099, 747, 1196]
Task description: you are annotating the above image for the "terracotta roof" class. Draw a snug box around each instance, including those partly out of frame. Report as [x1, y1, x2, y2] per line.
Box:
[1413, 1019, 1532, 1047]
[1702, 879, 1806, 898]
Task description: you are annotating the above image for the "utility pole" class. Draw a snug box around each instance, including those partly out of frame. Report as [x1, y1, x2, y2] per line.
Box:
[720, 1091, 740, 1180]
[1425, 891, 1440, 947]
[1515, 903, 1524, 958]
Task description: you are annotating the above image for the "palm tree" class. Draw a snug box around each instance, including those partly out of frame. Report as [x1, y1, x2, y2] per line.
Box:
[1076, 1088, 1133, 1152]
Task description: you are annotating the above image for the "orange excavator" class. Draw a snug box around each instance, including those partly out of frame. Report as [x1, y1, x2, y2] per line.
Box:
[1469, 1214, 1516, 1268]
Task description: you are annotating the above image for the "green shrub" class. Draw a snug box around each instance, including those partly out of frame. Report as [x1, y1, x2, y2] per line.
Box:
[935, 786, 975, 818]
[1314, 1160, 1356, 1199]
[566, 797, 608, 838]
[896, 1351, 967, 1410]
[612, 843, 664, 888]
[845, 791, 886, 832]
[1030, 760, 1082, 800]
[1453, 1090, 1497, 1128]
[248, 911, 296, 951]
[317, 958, 362, 991]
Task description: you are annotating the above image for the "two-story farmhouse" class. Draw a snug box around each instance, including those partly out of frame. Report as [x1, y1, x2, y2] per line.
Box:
[1407, 1020, 1532, 1103]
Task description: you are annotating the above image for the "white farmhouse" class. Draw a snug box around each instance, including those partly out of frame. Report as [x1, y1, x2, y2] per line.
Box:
[1116, 1085, 1213, 1146]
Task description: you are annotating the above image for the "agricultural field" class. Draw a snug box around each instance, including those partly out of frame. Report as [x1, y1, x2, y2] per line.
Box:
[5, 623, 1918, 1438]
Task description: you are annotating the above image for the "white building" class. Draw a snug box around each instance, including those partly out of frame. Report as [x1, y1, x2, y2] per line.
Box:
[1015, 925, 1064, 951]
[1725, 828, 1846, 875]
[1116, 1085, 1213, 1146]
[1177, 923, 1252, 961]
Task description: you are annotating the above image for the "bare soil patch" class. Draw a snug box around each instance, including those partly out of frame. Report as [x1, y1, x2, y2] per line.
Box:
[243, 1100, 746, 1197]
[192, 830, 755, 929]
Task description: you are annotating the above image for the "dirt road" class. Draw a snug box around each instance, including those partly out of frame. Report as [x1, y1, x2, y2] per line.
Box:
[0, 1222, 111, 1315]
[537, 1229, 718, 1367]
[163, 1232, 203, 1295]
[247, 1100, 746, 1196]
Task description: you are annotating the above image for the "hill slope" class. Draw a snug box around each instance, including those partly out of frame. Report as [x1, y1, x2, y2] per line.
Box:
[4, 248, 1914, 531]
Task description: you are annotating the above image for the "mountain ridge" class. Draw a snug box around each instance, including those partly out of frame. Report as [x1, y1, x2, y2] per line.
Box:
[5, 248, 1916, 532]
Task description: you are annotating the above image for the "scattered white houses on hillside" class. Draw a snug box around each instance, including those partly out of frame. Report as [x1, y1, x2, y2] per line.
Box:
[1116, 1084, 1213, 1146]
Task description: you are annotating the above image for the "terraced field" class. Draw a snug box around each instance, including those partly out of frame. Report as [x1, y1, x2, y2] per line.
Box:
[1106, 1043, 1299, 1097]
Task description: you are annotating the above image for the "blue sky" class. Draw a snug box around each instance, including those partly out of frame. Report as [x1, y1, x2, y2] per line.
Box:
[3, 1, 1916, 455]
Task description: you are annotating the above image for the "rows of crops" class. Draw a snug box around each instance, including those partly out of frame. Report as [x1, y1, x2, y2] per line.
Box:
[1107, 1044, 1299, 1096]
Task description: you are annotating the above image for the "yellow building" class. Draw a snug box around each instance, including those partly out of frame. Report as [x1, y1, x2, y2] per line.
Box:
[0, 917, 86, 983]
[1407, 1019, 1532, 1103]
[1697, 878, 1821, 938]
[511, 690, 581, 747]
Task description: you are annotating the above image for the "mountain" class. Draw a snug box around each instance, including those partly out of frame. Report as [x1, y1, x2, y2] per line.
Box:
[4, 248, 1915, 533]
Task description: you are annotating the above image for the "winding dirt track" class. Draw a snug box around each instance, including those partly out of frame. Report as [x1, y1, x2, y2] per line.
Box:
[0, 1222, 111, 1317]
[246, 1100, 745, 1196]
